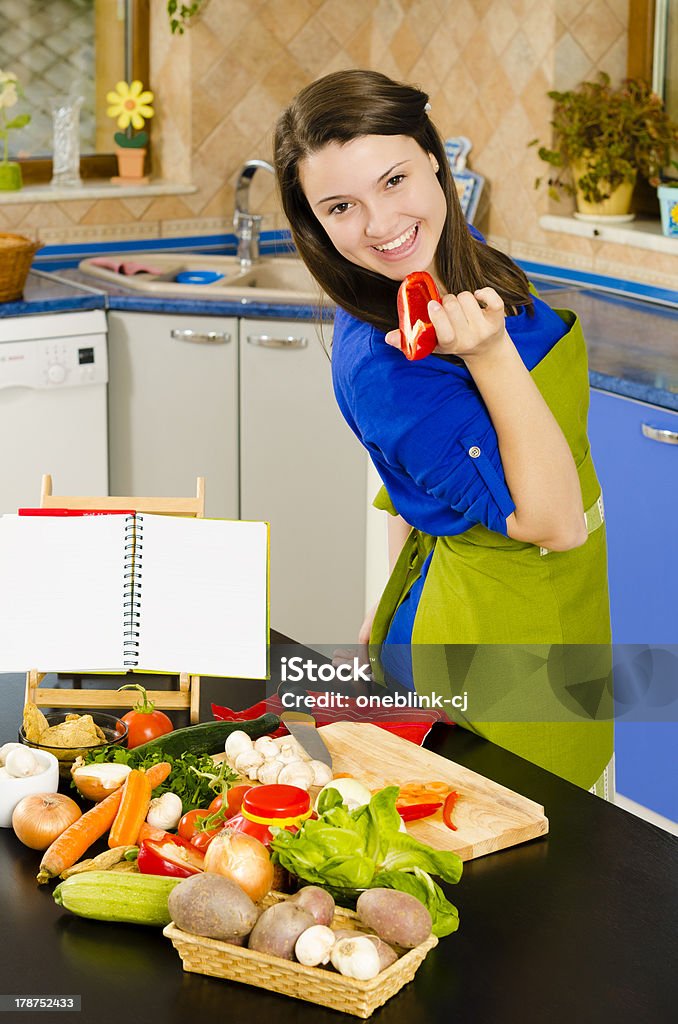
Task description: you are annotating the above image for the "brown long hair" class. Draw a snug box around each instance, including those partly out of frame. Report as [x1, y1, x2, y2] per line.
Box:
[274, 69, 533, 334]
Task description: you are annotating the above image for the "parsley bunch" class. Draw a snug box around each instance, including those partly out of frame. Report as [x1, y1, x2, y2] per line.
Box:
[80, 745, 238, 813]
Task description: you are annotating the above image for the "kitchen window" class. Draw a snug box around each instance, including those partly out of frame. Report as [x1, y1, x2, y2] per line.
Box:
[0, 0, 149, 185]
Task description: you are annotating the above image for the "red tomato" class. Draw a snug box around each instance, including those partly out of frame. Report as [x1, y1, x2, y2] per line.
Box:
[119, 684, 174, 748]
[209, 785, 252, 820]
[190, 827, 222, 850]
[177, 809, 209, 841]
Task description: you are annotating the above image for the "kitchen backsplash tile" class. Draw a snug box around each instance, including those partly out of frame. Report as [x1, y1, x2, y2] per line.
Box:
[2, 0, 673, 289]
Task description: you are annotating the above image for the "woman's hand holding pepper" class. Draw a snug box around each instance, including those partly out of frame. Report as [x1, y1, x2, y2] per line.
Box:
[386, 287, 508, 361]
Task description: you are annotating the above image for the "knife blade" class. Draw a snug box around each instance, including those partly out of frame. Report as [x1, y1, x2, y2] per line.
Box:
[280, 711, 333, 768]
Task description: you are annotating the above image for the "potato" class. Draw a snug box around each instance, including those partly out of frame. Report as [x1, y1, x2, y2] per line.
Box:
[287, 885, 335, 926]
[247, 902, 315, 959]
[364, 934, 399, 970]
[168, 873, 259, 941]
[356, 889, 432, 949]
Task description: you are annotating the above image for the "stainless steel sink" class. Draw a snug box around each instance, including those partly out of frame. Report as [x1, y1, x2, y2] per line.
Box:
[78, 253, 320, 304]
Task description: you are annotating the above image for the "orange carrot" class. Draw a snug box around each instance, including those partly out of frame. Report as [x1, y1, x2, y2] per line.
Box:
[108, 769, 152, 849]
[137, 821, 169, 845]
[37, 761, 171, 884]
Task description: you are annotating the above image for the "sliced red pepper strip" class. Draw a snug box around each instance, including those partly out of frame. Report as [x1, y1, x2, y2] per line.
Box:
[397, 801, 443, 822]
[137, 835, 205, 878]
[397, 271, 442, 361]
[443, 791, 460, 831]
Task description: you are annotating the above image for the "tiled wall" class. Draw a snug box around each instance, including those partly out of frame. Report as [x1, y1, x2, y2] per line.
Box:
[2, 0, 677, 288]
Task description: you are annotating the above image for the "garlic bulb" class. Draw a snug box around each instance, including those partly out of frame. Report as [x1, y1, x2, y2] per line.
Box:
[277, 760, 315, 790]
[253, 735, 280, 760]
[308, 760, 333, 787]
[146, 791, 183, 830]
[257, 758, 284, 785]
[330, 935, 382, 980]
[224, 730, 253, 766]
[234, 749, 265, 780]
[4, 747, 44, 778]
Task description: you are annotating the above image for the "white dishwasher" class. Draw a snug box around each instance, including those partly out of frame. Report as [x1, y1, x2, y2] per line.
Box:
[0, 310, 109, 513]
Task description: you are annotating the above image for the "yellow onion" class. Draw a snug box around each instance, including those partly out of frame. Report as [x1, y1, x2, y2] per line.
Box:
[70, 759, 132, 801]
[12, 793, 82, 850]
[203, 829, 274, 901]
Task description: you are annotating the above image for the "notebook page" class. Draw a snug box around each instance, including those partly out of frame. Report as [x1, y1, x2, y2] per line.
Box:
[135, 515, 268, 677]
[0, 515, 127, 671]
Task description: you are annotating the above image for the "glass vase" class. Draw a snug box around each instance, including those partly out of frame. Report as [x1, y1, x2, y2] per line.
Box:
[50, 96, 83, 187]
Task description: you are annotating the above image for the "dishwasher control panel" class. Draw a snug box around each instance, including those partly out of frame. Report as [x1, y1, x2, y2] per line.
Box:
[0, 333, 108, 390]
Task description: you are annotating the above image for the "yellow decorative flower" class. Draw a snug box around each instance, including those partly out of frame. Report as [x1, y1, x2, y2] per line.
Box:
[106, 80, 154, 130]
[671, 202, 678, 229]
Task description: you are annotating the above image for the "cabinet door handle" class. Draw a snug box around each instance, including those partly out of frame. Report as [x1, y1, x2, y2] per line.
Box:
[170, 329, 231, 344]
[641, 423, 678, 445]
[246, 334, 308, 349]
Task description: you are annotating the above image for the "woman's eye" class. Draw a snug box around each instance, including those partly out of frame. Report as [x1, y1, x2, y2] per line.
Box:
[329, 202, 351, 215]
[386, 174, 405, 188]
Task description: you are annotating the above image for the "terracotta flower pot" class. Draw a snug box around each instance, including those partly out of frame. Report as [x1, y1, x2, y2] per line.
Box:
[112, 147, 148, 184]
[572, 161, 635, 220]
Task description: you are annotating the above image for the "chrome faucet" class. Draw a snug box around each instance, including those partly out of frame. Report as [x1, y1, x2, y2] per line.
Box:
[233, 159, 275, 269]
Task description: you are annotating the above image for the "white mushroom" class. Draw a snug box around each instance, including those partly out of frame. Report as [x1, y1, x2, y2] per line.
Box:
[4, 747, 43, 778]
[295, 925, 337, 966]
[257, 758, 284, 785]
[308, 760, 333, 788]
[234, 748, 265, 780]
[253, 735, 281, 760]
[277, 741, 304, 765]
[224, 730, 254, 766]
[277, 760, 315, 790]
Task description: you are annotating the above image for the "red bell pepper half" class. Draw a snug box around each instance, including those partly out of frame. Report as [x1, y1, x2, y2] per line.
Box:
[396, 271, 441, 361]
[137, 834, 206, 878]
[396, 801, 443, 822]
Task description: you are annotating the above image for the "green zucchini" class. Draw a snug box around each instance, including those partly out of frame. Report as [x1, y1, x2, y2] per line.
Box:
[129, 713, 280, 760]
[53, 871, 182, 927]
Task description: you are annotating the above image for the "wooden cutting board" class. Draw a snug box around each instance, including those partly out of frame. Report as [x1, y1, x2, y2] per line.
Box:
[318, 722, 548, 861]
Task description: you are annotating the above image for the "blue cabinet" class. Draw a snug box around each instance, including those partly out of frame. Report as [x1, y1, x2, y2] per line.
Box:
[588, 389, 678, 820]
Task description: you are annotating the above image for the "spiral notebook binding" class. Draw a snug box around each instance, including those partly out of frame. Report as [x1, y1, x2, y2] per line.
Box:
[123, 514, 144, 665]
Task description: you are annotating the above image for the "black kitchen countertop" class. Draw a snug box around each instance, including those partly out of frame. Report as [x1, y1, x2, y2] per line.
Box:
[0, 654, 676, 1024]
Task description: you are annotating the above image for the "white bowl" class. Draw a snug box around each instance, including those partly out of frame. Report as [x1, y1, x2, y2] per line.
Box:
[0, 750, 60, 827]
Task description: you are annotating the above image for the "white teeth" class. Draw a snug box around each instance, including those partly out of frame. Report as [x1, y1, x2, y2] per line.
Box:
[373, 224, 417, 252]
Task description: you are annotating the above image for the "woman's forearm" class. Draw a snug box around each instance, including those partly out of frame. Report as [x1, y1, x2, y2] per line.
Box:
[465, 332, 587, 550]
[388, 514, 412, 571]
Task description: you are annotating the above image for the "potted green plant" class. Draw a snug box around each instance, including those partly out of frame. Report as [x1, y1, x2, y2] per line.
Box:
[531, 72, 678, 220]
[0, 69, 31, 192]
[106, 80, 155, 184]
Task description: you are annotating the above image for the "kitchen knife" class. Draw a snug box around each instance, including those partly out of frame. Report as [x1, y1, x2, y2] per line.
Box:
[280, 711, 333, 768]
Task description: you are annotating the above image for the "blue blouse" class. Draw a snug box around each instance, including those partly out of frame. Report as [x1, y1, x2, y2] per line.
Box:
[330, 250, 569, 677]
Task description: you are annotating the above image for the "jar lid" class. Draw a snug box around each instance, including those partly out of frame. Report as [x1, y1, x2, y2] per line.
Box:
[243, 784, 310, 819]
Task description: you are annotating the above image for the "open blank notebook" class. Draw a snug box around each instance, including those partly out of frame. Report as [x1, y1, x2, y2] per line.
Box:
[0, 513, 269, 677]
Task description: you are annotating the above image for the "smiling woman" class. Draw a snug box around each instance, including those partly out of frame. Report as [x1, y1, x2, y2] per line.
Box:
[274, 69, 614, 796]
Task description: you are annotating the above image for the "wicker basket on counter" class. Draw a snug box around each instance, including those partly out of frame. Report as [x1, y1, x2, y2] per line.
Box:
[0, 233, 39, 302]
[163, 890, 438, 1019]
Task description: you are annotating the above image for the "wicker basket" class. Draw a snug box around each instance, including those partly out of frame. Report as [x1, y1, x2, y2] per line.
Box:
[163, 890, 438, 1019]
[0, 233, 39, 302]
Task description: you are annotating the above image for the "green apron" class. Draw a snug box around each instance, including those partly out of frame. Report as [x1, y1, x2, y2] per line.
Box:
[370, 311, 614, 790]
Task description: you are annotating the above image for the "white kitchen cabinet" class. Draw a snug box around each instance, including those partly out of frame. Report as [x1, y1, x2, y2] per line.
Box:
[107, 311, 238, 518]
[239, 318, 368, 645]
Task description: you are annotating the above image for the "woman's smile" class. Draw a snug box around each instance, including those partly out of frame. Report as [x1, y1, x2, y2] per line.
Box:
[299, 135, 446, 284]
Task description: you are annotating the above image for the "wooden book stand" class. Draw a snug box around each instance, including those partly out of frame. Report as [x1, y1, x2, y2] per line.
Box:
[24, 474, 206, 724]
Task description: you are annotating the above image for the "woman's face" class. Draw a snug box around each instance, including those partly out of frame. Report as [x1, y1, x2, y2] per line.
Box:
[299, 134, 447, 287]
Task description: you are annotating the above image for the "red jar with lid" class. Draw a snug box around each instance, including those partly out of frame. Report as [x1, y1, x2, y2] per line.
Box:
[227, 784, 312, 847]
